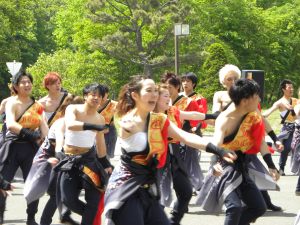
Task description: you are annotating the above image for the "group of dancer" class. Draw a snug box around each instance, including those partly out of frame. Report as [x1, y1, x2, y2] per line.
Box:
[0, 64, 299, 225]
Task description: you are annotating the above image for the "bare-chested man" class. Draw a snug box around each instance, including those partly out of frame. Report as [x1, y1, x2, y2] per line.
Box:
[263, 79, 297, 175]
[1, 70, 48, 225]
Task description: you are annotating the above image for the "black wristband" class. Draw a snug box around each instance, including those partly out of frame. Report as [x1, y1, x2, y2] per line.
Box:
[97, 156, 112, 169]
[205, 142, 226, 158]
[204, 111, 220, 120]
[83, 123, 107, 131]
[268, 130, 279, 144]
[263, 153, 276, 170]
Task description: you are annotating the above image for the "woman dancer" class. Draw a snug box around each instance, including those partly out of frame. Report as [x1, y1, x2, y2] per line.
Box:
[103, 75, 236, 225]
[154, 83, 217, 225]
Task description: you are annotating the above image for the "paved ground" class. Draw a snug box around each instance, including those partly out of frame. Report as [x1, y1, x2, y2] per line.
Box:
[3, 150, 300, 225]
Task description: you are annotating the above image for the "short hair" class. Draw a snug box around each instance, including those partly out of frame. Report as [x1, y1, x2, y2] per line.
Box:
[43, 72, 62, 90]
[219, 64, 241, 86]
[279, 79, 293, 93]
[83, 83, 106, 98]
[101, 84, 109, 94]
[229, 78, 260, 106]
[11, 70, 33, 94]
[161, 72, 181, 92]
[181, 72, 198, 88]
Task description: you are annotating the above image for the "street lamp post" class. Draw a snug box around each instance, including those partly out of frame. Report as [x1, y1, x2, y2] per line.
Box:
[6, 60, 22, 77]
[174, 23, 190, 75]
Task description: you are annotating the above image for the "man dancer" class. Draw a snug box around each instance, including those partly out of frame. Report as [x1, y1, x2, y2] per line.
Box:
[0, 70, 48, 225]
[39, 72, 72, 127]
[198, 78, 279, 225]
[98, 85, 118, 159]
[263, 79, 297, 175]
[55, 83, 112, 225]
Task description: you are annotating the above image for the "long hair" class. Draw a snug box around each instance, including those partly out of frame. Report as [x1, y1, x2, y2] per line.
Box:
[116, 75, 149, 117]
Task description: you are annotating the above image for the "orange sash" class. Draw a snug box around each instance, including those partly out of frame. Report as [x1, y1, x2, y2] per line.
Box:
[167, 106, 181, 143]
[18, 102, 44, 130]
[221, 112, 265, 154]
[132, 113, 169, 168]
[47, 92, 69, 127]
[173, 96, 190, 111]
[98, 100, 118, 125]
[285, 98, 298, 123]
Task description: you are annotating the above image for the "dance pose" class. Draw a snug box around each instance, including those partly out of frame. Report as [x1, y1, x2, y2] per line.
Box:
[0, 70, 48, 225]
[197, 78, 279, 225]
[103, 75, 235, 225]
[263, 79, 297, 175]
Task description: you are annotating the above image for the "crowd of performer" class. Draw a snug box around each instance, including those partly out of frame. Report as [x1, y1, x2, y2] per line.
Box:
[0, 64, 299, 225]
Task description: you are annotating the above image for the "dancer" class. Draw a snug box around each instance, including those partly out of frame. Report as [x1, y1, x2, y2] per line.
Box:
[155, 83, 218, 225]
[197, 78, 279, 225]
[0, 70, 48, 225]
[291, 88, 300, 196]
[55, 83, 111, 225]
[161, 72, 204, 193]
[98, 85, 118, 158]
[103, 75, 236, 225]
[263, 79, 297, 175]
[37, 72, 77, 224]
[39, 72, 72, 127]
[212, 64, 282, 211]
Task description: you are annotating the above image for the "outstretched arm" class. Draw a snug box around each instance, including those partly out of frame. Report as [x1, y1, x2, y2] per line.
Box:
[168, 121, 236, 163]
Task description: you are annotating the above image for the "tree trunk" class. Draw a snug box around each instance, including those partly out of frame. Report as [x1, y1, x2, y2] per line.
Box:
[143, 64, 153, 78]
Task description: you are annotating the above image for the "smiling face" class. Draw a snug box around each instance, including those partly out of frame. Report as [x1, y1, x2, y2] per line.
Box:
[132, 79, 159, 112]
[14, 76, 32, 96]
[85, 90, 103, 109]
[156, 89, 171, 112]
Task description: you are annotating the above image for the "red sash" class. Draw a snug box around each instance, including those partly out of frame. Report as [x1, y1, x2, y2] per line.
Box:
[132, 113, 169, 168]
[167, 106, 181, 143]
[222, 112, 265, 154]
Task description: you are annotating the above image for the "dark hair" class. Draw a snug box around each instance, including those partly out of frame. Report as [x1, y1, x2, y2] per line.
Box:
[181, 72, 198, 88]
[161, 72, 181, 92]
[229, 78, 260, 106]
[102, 84, 109, 94]
[12, 70, 33, 94]
[116, 75, 149, 116]
[280, 79, 293, 94]
[82, 83, 105, 98]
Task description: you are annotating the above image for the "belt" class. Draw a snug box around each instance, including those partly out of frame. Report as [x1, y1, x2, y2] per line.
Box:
[64, 147, 89, 155]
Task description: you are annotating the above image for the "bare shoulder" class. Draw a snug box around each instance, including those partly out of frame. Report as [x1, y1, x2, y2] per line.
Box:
[96, 113, 105, 124]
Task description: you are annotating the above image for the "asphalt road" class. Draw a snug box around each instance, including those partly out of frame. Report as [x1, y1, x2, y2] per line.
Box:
[3, 150, 300, 225]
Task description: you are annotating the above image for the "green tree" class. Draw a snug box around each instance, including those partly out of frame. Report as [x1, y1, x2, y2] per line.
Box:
[87, 0, 196, 77]
[198, 42, 237, 101]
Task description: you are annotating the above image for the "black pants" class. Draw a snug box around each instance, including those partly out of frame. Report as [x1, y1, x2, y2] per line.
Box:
[279, 132, 293, 170]
[224, 177, 266, 225]
[40, 170, 71, 225]
[170, 156, 193, 225]
[0, 141, 38, 217]
[112, 188, 170, 225]
[296, 175, 300, 192]
[59, 167, 102, 225]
